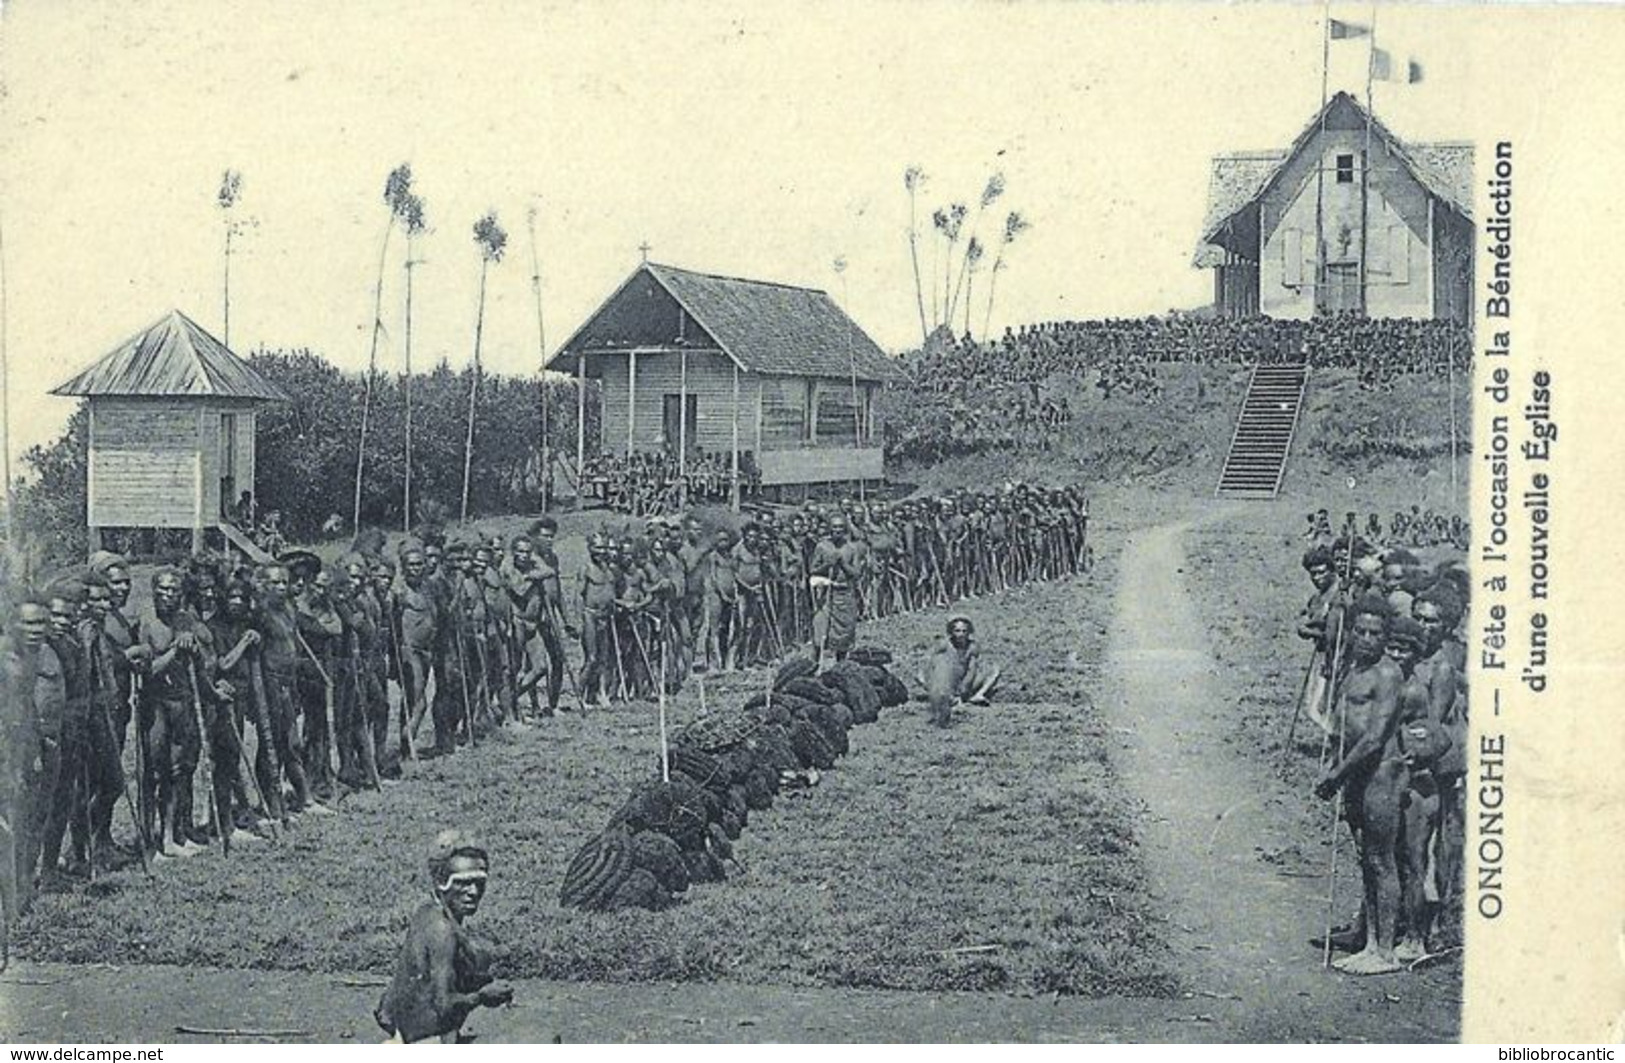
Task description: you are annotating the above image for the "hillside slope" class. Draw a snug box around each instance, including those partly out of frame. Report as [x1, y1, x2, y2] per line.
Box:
[890, 364, 1470, 514]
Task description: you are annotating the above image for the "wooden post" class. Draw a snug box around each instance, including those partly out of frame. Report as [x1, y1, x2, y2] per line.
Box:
[576, 352, 587, 479]
[754, 378, 764, 460]
[85, 403, 97, 547]
[193, 406, 205, 553]
[730, 365, 740, 511]
[627, 349, 638, 457]
[1425, 195, 1436, 319]
[678, 348, 688, 508]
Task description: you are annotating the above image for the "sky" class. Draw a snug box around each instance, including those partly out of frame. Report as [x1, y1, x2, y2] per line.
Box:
[0, 0, 1600, 464]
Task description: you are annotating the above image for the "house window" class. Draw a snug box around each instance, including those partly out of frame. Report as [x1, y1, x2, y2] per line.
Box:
[1335, 154, 1355, 184]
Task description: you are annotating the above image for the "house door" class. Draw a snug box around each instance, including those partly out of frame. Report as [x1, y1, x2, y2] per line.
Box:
[219, 412, 237, 520]
[1318, 263, 1362, 315]
[663, 394, 698, 456]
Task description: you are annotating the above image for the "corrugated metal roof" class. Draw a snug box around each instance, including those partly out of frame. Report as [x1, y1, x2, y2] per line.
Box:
[1194, 92, 1474, 266]
[51, 310, 289, 401]
[555, 263, 904, 383]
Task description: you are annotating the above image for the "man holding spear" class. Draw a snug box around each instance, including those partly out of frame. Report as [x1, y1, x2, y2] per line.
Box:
[255, 564, 317, 815]
[1313, 594, 1407, 976]
[394, 543, 446, 757]
[138, 568, 216, 857]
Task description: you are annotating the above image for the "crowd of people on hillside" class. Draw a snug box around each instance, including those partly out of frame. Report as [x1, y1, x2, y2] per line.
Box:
[1292, 511, 1469, 975]
[904, 313, 1469, 388]
[0, 480, 1088, 930]
[886, 313, 1471, 463]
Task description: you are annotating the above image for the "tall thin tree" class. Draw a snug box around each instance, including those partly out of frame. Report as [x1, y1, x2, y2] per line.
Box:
[904, 166, 929, 344]
[948, 172, 1004, 328]
[962, 237, 984, 337]
[527, 204, 551, 511]
[461, 211, 508, 521]
[399, 191, 426, 532]
[217, 170, 243, 348]
[983, 210, 1031, 341]
[935, 204, 966, 332]
[353, 164, 413, 533]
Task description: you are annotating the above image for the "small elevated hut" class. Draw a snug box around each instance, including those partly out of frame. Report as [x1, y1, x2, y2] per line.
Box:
[550, 262, 903, 503]
[51, 310, 288, 554]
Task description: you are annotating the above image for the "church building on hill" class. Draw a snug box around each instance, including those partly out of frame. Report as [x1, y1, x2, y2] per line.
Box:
[1194, 90, 1473, 322]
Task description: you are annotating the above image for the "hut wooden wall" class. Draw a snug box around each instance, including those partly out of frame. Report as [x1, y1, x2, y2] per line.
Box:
[596, 350, 755, 456]
[88, 398, 201, 529]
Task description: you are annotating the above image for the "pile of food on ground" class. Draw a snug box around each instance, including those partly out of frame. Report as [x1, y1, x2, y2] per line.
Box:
[558, 648, 911, 912]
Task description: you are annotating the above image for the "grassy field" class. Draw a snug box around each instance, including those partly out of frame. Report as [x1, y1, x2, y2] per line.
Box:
[17, 547, 1174, 998]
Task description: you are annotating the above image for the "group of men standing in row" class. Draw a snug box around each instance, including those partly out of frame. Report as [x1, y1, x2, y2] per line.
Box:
[0, 519, 580, 920]
[1296, 518, 1470, 976]
[1, 481, 1089, 922]
[573, 482, 1090, 705]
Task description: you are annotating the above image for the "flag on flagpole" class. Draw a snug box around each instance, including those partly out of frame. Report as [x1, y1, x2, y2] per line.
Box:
[1329, 18, 1371, 39]
[1371, 46, 1393, 81]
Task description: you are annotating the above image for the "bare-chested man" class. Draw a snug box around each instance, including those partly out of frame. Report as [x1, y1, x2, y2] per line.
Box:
[1313, 594, 1406, 975]
[810, 515, 862, 663]
[1384, 616, 1452, 963]
[925, 615, 1001, 728]
[578, 534, 618, 708]
[375, 830, 511, 1043]
[1295, 544, 1342, 737]
[703, 530, 740, 672]
[138, 568, 218, 856]
[1413, 583, 1467, 946]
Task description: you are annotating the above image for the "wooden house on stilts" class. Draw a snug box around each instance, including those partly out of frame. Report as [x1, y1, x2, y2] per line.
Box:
[549, 263, 903, 503]
[51, 310, 288, 555]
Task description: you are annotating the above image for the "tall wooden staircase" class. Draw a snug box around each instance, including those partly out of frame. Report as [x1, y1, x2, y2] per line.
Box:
[1215, 361, 1309, 499]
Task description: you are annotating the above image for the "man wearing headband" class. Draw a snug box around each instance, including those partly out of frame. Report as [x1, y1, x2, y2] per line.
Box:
[375, 829, 511, 1043]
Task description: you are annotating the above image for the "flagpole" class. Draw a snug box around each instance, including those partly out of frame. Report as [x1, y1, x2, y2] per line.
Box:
[1360, 4, 1378, 318]
[1314, 1, 1332, 317]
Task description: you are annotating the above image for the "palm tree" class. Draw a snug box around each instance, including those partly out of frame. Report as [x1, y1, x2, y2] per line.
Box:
[983, 210, 1031, 341]
[962, 237, 984, 337]
[461, 211, 508, 521]
[936, 203, 967, 332]
[217, 170, 244, 348]
[353, 163, 413, 534]
[399, 190, 426, 532]
[948, 172, 1004, 328]
[904, 166, 929, 343]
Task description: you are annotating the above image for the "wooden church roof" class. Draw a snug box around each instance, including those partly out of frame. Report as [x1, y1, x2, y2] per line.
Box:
[552, 263, 904, 383]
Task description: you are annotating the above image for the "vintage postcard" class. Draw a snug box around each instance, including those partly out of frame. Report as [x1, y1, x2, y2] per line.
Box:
[0, 0, 1620, 1046]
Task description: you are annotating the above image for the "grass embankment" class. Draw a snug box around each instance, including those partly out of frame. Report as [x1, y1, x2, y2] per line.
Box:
[19, 549, 1173, 998]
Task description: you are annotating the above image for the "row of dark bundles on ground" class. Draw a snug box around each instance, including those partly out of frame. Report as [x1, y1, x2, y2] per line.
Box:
[558, 649, 911, 912]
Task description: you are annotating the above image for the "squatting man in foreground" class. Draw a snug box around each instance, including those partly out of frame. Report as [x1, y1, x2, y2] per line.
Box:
[376, 829, 512, 1043]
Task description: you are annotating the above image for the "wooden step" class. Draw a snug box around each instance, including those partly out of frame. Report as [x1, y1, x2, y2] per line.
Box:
[1215, 360, 1309, 500]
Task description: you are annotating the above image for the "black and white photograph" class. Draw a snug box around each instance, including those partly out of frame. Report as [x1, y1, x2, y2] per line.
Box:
[0, 0, 1619, 1046]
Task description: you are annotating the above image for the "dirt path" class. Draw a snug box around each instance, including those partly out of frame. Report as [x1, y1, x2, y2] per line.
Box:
[1102, 518, 1457, 1042]
[3, 515, 1457, 1043]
